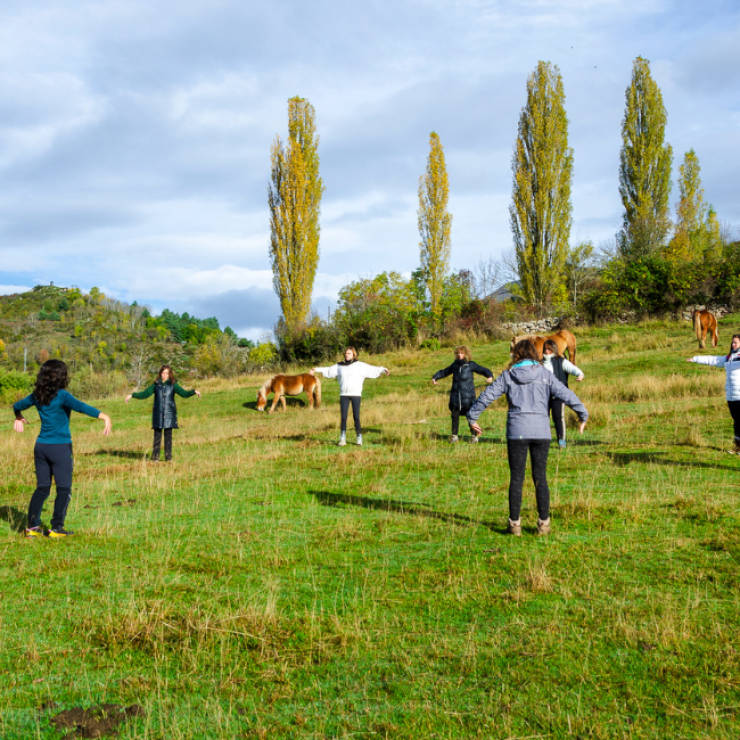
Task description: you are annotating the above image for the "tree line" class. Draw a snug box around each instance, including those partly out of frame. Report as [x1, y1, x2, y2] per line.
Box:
[267, 58, 739, 358]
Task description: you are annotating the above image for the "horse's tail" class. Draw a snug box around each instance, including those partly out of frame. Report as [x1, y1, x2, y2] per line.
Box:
[313, 375, 321, 408]
[711, 313, 719, 347]
[693, 310, 702, 342]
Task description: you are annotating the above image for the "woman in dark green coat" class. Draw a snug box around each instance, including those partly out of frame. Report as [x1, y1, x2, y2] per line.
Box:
[125, 365, 200, 461]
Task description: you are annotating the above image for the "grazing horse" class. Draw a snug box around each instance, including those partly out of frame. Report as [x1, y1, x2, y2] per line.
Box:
[510, 329, 577, 364]
[693, 309, 719, 349]
[256, 373, 321, 413]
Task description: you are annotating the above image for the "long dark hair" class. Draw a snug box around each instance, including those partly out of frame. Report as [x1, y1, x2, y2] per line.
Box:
[509, 339, 539, 367]
[156, 365, 176, 384]
[33, 360, 69, 406]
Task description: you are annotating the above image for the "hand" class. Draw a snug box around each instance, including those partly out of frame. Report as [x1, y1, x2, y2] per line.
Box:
[470, 421, 483, 436]
[195, 390, 201, 398]
[99, 413, 112, 436]
[13, 418, 27, 433]
[432, 378, 437, 385]
[309, 369, 315, 376]
[384, 369, 390, 376]
[125, 394, 132, 403]
[578, 420, 587, 434]
[486, 376, 493, 385]
[576, 376, 583, 382]
[686, 358, 693, 362]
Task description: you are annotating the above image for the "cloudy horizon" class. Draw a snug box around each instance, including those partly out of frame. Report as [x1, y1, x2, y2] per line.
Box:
[1, 0, 738, 339]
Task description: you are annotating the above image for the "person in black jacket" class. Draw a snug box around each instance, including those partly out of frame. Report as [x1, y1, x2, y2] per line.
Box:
[125, 365, 200, 461]
[432, 346, 493, 443]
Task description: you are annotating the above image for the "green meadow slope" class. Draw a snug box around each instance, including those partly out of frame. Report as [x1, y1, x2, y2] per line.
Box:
[1, 317, 739, 739]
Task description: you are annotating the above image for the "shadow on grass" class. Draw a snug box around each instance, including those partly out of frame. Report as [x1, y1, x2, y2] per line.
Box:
[0, 504, 27, 532]
[309, 489, 502, 533]
[608, 450, 738, 470]
[243, 398, 313, 412]
[86, 450, 146, 460]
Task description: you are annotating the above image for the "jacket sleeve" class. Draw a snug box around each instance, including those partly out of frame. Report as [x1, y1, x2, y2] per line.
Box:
[359, 362, 387, 379]
[60, 391, 101, 419]
[689, 355, 725, 367]
[562, 359, 584, 379]
[432, 364, 454, 381]
[549, 376, 589, 421]
[471, 362, 494, 378]
[131, 384, 155, 400]
[466, 372, 507, 423]
[174, 384, 196, 398]
[314, 364, 338, 379]
[13, 394, 35, 415]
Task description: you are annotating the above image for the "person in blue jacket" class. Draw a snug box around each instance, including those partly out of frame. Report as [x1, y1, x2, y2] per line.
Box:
[13, 359, 112, 538]
[125, 365, 200, 461]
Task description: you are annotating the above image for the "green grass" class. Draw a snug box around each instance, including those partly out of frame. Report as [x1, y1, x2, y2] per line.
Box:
[2, 317, 740, 738]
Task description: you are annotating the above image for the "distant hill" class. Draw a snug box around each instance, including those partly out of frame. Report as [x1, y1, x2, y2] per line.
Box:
[0, 285, 253, 386]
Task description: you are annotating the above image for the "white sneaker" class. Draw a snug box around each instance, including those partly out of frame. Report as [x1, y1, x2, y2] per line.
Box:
[450, 435, 459, 444]
[338, 435, 346, 446]
[356, 434, 363, 446]
[508, 518, 522, 536]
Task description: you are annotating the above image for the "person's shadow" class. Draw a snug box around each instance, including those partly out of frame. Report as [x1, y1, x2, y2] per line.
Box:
[86, 450, 145, 460]
[309, 489, 503, 533]
[0, 505, 27, 533]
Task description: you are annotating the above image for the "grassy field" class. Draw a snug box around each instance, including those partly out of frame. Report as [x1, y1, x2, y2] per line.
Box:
[2, 317, 740, 739]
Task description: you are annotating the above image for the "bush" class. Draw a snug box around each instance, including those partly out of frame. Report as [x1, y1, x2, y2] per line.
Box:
[276, 319, 343, 364]
[0, 369, 33, 404]
[68, 369, 130, 401]
[420, 338, 441, 351]
[249, 343, 278, 367]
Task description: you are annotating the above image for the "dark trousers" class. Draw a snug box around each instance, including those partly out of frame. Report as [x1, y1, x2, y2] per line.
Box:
[28, 443, 73, 529]
[152, 428, 173, 460]
[451, 406, 472, 436]
[339, 396, 362, 435]
[729, 401, 740, 441]
[549, 398, 566, 441]
[507, 439, 551, 521]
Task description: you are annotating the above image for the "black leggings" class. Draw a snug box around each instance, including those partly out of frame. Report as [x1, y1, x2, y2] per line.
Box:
[549, 398, 566, 441]
[450, 407, 473, 436]
[339, 396, 361, 434]
[507, 439, 551, 521]
[153, 428, 173, 460]
[729, 401, 740, 442]
[28, 443, 73, 529]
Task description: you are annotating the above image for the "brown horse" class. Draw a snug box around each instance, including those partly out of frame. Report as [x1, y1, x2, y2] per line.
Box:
[256, 373, 322, 413]
[511, 329, 577, 364]
[693, 309, 719, 349]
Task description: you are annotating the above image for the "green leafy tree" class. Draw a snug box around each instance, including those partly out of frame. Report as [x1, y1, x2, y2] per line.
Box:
[510, 61, 573, 314]
[618, 57, 673, 258]
[268, 97, 324, 332]
[418, 132, 452, 321]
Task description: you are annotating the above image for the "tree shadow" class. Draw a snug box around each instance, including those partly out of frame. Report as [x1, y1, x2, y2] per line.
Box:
[607, 450, 738, 471]
[308, 489, 502, 533]
[0, 505, 27, 533]
[85, 450, 146, 460]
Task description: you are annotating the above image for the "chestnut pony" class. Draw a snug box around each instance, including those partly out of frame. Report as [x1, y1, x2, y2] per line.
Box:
[693, 309, 719, 349]
[510, 329, 577, 364]
[256, 373, 322, 413]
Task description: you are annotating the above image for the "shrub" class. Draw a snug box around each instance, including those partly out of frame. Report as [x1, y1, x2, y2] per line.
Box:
[68, 369, 130, 400]
[0, 369, 33, 404]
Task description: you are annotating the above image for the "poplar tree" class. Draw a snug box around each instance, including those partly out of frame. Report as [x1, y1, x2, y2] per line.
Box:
[418, 132, 452, 321]
[668, 149, 722, 262]
[618, 57, 673, 258]
[510, 61, 573, 312]
[268, 97, 324, 331]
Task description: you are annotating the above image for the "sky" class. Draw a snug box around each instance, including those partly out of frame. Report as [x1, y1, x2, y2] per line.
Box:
[1, 0, 739, 340]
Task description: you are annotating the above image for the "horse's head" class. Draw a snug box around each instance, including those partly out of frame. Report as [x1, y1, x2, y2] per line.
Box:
[256, 378, 272, 411]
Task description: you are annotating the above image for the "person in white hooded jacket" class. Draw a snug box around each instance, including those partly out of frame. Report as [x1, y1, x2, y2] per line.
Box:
[688, 333, 740, 454]
[312, 347, 389, 446]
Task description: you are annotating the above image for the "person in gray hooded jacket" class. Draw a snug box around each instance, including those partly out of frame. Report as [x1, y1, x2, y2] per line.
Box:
[467, 339, 588, 536]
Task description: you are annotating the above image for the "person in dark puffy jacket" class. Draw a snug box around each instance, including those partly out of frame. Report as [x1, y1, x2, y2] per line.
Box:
[432, 345, 493, 443]
[468, 339, 588, 536]
[125, 365, 200, 461]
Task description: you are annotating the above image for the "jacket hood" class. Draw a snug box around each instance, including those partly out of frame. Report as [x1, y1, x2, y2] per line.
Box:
[509, 362, 542, 385]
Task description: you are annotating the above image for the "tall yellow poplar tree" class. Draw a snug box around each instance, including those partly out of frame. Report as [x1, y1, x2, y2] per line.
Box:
[510, 61, 573, 312]
[418, 132, 452, 321]
[268, 97, 324, 331]
[618, 57, 673, 258]
[667, 149, 722, 263]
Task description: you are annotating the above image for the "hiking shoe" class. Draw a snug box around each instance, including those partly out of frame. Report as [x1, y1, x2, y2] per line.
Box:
[450, 435, 459, 444]
[536, 518, 551, 536]
[25, 526, 44, 538]
[338, 435, 347, 447]
[507, 518, 522, 537]
[470, 435, 479, 444]
[356, 434, 363, 446]
[45, 527, 74, 538]
[558, 439, 567, 449]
